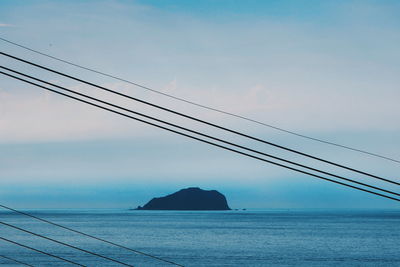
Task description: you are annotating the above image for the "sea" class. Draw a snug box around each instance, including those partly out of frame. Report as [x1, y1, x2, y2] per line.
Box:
[0, 209, 399, 266]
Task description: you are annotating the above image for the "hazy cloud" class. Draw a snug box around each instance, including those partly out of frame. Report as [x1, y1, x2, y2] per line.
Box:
[0, 23, 14, 27]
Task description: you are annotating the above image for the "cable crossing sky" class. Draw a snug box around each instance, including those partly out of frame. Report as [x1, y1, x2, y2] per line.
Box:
[1, 51, 398, 188]
[1, 36, 399, 164]
[1, 43, 399, 266]
[1, 66, 399, 199]
[1, 68, 399, 202]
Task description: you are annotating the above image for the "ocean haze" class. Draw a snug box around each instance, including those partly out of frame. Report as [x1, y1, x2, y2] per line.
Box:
[1, 136, 399, 209]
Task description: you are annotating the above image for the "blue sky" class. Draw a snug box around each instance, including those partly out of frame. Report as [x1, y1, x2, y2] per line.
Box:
[0, 0, 399, 208]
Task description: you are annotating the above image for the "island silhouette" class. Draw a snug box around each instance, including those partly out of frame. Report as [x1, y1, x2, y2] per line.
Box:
[136, 187, 231, 210]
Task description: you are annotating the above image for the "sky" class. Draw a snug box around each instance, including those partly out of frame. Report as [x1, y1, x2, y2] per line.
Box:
[0, 0, 399, 209]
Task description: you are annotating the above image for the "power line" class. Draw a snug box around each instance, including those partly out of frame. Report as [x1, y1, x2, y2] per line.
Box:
[0, 205, 184, 267]
[0, 255, 34, 267]
[0, 236, 85, 266]
[1, 51, 398, 187]
[0, 221, 134, 267]
[1, 71, 399, 202]
[1, 37, 398, 164]
[2, 66, 399, 198]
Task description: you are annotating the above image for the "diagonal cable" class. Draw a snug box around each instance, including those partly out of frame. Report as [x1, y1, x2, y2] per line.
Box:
[0, 221, 134, 267]
[2, 66, 399, 198]
[1, 71, 399, 202]
[0, 205, 184, 267]
[0, 236, 85, 266]
[0, 254, 35, 267]
[1, 36, 399, 164]
[1, 51, 398, 186]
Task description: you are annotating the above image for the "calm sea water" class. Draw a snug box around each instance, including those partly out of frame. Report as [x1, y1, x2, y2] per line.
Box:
[0, 209, 399, 266]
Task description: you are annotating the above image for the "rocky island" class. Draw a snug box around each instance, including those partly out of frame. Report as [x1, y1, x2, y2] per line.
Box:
[136, 187, 231, 210]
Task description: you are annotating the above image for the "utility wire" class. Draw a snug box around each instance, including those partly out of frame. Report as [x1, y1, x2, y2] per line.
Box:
[1, 51, 398, 187]
[1, 37, 398, 164]
[0, 236, 85, 266]
[0, 221, 134, 267]
[1, 71, 399, 202]
[0, 254, 34, 267]
[2, 66, 399, 198]
[0, 204, 184, 267]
